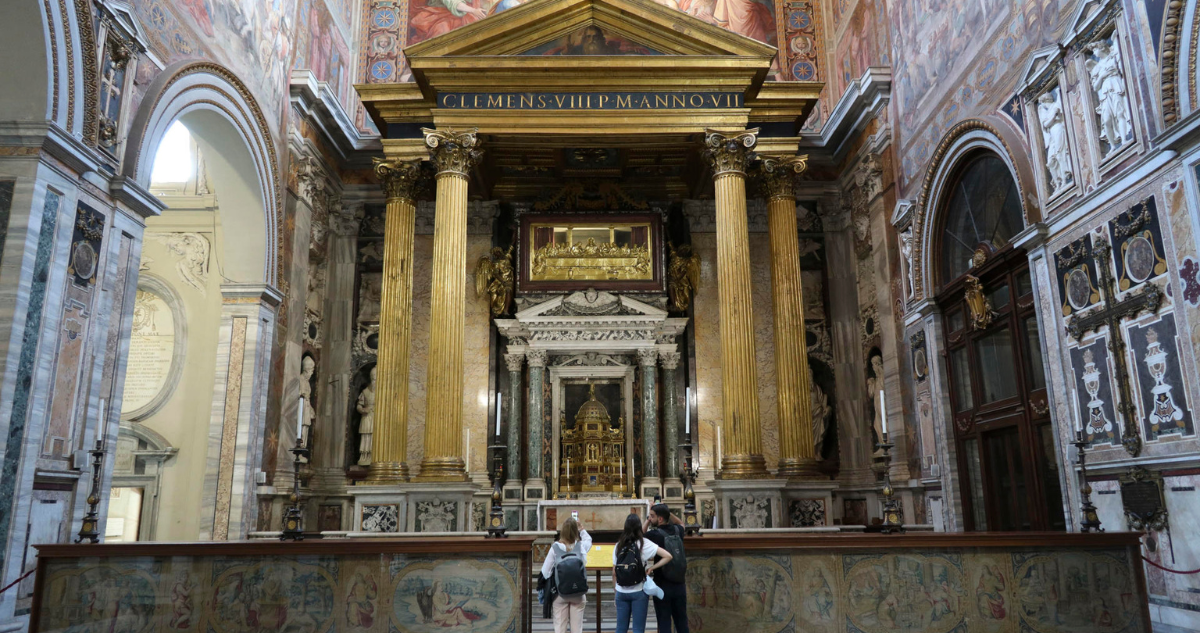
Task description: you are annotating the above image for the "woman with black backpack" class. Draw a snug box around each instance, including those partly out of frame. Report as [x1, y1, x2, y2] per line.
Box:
[539, 517, 592, 633]
[611, 513, 673, 633]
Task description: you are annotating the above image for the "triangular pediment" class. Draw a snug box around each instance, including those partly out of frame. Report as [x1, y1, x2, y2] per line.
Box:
[403, 0, 776, 59]
[515, 291, 668, 319]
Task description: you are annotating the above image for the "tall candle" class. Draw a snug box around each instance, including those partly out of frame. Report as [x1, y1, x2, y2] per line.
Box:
[296, 396, 305, 437]
[567, 458, 571, 485]
[495, 393, 502, 436]
[879, 389, 888, 436]
[99, 398, 107, 428]
[684, 387, 691, 435]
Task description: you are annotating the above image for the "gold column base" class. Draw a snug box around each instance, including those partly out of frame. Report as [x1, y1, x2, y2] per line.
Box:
[365, 461, 410, 484]
[777, 457, 824, 480]
[415, 456, 470, 482]
[717, 453, 770, 480]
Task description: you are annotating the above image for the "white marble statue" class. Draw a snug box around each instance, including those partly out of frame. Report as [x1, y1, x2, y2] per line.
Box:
[899, 227, 915, 298]
[1087, 40, 1133, 156]
[866, 353, 885, 455]
[299, 355, 315, 463]
[732, 495, 769, 529]
[357, 367, 376, 466]
[1037, 91, 1072, 195]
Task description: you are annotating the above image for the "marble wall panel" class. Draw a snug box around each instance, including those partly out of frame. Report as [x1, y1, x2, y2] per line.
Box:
[691, 233, 721, 472]
[407, 236, 433, 468]
[463, 235, 492, 474]
[1161, 474, 1200, 610]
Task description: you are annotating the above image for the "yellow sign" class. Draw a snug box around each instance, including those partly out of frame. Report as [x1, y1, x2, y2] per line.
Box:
[586, 544, 613, 570]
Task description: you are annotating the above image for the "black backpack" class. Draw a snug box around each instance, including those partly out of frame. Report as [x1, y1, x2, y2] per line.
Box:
[554, 541, 589, 598]
[614, 540, 646, 587]
[657, 527, 687, 583]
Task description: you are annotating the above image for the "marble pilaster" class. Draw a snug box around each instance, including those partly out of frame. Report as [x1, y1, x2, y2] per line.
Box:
[200, 284, 283, 541]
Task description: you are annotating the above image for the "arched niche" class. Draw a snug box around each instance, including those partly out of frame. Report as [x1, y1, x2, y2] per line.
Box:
[122, 61, 281, 286]
[108, 422, 178, 541]
[121, 274, 187, 422]
[909, 118, 1039, 303]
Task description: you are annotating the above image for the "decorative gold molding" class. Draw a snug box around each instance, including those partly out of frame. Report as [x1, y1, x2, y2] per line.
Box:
[964, 275, 995, 330]
[373, 158, 423, 203]
[703, 128, 758, 178]
[423, 127, 483, 177]
[1160, 0, 1184, 123]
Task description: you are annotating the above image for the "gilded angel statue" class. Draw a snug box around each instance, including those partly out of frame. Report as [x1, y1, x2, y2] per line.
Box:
[667, 243, 701, 311]
[475, 245, 515, 316]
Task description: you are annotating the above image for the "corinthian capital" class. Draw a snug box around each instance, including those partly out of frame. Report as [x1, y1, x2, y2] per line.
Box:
[423, 128, 483, 177]
[504, 353, 525, 373]
[703, 128, 759, 178]
[373, 158, 423, 203]
[526, 349, 548, 367]
[756, 155, 809, 200]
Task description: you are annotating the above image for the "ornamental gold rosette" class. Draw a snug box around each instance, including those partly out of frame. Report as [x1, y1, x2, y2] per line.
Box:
[423, 127, 483, 177]
[703, 128, 759, 177]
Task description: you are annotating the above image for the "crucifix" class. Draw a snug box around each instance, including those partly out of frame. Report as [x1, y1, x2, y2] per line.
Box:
[1066, 237, 1161, 457]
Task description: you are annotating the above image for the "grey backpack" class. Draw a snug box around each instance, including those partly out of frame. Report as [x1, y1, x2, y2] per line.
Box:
[554, 541, 589, 598]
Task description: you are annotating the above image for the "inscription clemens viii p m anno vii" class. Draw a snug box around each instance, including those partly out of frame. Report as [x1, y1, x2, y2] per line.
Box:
[438, 91, 745, 110]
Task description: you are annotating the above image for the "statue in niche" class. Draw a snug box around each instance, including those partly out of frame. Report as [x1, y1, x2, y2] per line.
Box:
[667, 243, 701, 311]
[899, 227, 915, 299]
[865, 351, 885, 456]
[1037, 90, 1073, 195]
[299, 355, 316, 463]
[474, 245, 515, 316]
[811, 372, 831, 458]
[1087, 39, 1133, 156]
[357, 367, 377, 466]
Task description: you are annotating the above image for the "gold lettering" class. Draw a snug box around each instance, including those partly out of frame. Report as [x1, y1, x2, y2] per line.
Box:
[538, 94, 548, 108]
[655, 95, 668, 108]
[617, 95, 631, 109]
[474, 94, 482, 108]
[487, 95, 503, 108]
[638, 96, 651, 108]
[672, 94, 685, 108]
[521, 94, 533, 108]
[599, 95, 610, 108]
[443, 94, 457, 108]
[707, 94, 720, 107]
[506, 94, 515, 108]
[690, 94, 703, 107]
[555, 95, 567, 108]
[586, 95, 593, 108]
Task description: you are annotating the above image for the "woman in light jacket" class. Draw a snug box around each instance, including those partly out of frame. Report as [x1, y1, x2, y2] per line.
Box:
[540, 517, 592, 633]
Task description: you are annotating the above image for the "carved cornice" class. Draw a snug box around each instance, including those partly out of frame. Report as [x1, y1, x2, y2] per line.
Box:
[373, 158, 423, 203]
[756, 155, 809, 200]
[423, 128, 483, 177]
[703, 129, 759, 177]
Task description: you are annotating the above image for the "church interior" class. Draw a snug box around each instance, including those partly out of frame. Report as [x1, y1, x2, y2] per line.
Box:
[1, 0, 1200, 631]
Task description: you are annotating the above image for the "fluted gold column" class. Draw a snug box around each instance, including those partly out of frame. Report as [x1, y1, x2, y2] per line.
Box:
[759, 155, 822, 479]
[417, 128, 482, 482]
[703, 129, 769, 479]
[367, 158, 422, 483]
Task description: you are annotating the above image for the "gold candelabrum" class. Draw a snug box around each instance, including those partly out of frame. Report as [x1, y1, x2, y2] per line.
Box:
[559, 384, 627, 495]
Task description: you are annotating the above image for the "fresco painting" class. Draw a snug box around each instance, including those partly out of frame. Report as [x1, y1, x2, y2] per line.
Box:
[296, 0, 355, 107]
[519, 26, 662, 55]
[832, 0, 888, 95]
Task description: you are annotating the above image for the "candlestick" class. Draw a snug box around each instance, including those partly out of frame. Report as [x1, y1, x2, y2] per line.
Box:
[1073, 430, 1103, 533]
[877, 432, 904, 534]
[495, 393, 502, 436]
[281, 431, 309, 541]
[879, 390, 888, 436]
[296, 396, 305, 438]
[684, 387, 691, 434]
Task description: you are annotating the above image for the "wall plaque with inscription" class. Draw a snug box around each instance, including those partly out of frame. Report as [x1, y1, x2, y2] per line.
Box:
[1119, 466, 1168, 530]
[121, 290, 177, 415]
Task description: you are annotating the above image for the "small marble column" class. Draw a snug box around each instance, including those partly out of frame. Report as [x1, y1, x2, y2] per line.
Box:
[504, 352, 524, 483]
[525, 349, 547, 497]
[638, 348, 660, 497]
[659, 349, 681, 483]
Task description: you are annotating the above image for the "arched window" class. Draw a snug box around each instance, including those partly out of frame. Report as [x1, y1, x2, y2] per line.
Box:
[934, 152, 1064, 533]
[939, 154, 1023, 287]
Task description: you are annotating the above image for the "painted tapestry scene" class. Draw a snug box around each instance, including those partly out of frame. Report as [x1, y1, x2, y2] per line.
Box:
[4, 0, 1200, 632]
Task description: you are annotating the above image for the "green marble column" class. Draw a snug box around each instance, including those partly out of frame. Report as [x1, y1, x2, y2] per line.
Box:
[504, 352, 524, 482]
[660, 349, 681, 481]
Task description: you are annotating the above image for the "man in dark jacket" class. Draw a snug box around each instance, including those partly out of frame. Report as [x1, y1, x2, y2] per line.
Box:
[643, 504, 688, 633]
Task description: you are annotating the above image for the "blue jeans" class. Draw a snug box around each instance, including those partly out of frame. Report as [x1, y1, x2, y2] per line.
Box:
[615, 590, 649, 633]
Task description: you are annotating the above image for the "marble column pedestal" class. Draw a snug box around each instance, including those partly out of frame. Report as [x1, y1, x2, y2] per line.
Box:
[639, 477, 663, 501]
[349, 482, 480, 533]
[781, 481, 839, 527]
[708, 479, 787, 529]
